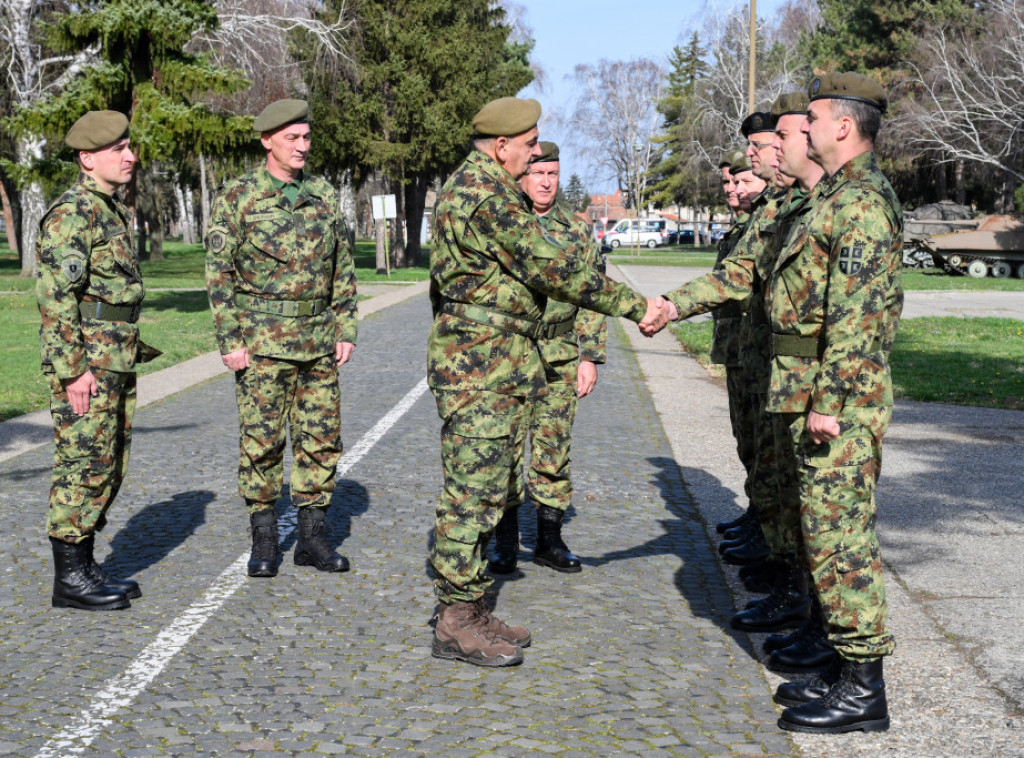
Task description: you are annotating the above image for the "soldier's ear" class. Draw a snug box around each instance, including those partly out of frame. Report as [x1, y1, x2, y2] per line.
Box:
[77, 150, 94, 171]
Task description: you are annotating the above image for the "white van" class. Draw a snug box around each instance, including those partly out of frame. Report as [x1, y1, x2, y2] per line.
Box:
[603, 218, 666, 249]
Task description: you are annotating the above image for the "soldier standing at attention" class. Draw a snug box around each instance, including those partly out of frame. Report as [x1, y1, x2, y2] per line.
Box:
[38, 110, 157, 611]
[766, 72, 902, 735]
[205, 99, 357, 579]
[488, 141, 607, 576]
[429, 97, 671, 668]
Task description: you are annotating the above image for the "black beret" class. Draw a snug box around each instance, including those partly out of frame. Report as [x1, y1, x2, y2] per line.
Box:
[740, 111, 774, 137]
[808, 72, 887, 113]
[65, 111, 130, 151]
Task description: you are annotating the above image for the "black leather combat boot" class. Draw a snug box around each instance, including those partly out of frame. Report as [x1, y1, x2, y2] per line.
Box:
[769, 604, 837, 673]
[294, 507, 349, 572]
[533, 505, 581, 573]
[778, 657, 890, 733]
[722, 528, 771, 566]
[731, 564, 809, 632]
[247, 509, 280, 577]
[50, 537, 130, 611]
[716, 510, 750, 534]
[488, 506, 519, 575]
[82, 535, 141, 599]
[741, 559, 780, 593]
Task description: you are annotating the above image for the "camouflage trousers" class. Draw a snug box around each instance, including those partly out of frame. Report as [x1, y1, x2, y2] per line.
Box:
[507, 365, 578, 513]
[766, 411, 804, 563]
[725, 364, 759, 502]
[46, 369, 136, 543]
[781, 406, 895, 661]
[431, 389, 528, 603]
[233, 354, 341, 513]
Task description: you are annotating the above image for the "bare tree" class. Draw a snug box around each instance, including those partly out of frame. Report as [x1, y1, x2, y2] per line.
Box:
[0, 0, 96, 277]
[906, 0, 1024, 197]
[688, 0, 807, 170]
[564, 58, 665, 217]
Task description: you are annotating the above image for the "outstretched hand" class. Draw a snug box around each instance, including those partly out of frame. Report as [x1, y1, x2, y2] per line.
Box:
[638, 297, 678, 337]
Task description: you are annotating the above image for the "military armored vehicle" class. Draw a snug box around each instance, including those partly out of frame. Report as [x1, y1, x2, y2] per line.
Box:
[905, 202, 1024, 278]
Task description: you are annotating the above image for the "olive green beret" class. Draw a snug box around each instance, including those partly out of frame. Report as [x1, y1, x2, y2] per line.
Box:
[472, 97, 541, 137]
[719, 149, 746, 169]
[253, 99, 309, 133]
[718, 154, 732, 168]
[808, 72, 887, 113]
[730, 154, 754, 174]
[740, 111, 774, 137]
[771, 91, 809, 120]
[65, 111, 130, 151]
[532, 141, 559, 163]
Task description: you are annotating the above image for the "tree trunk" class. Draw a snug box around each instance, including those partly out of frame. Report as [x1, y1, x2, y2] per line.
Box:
[390, 177, 406, 268]
[199, 152, 211, 237]
[955, 160, 966, 207]
[0, 177, 18, 255]
[16, 136, 47, 278]
[374, 216, 387, 275]
[337, 174, 357, 259]
[935, 159, 948, 202]
[137, 165, 165, 261]
[404, 173, 430, 266]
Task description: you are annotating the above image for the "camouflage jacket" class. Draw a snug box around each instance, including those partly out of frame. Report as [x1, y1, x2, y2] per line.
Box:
[205, 166, 357, 361]
[765, 151, 903, 415]
[672, 187, 787, 369]
[709, 211, 750, 366]
[36, 174, 143, 378]
[536, 202, 607, 370]
[429, 150, 645, 396]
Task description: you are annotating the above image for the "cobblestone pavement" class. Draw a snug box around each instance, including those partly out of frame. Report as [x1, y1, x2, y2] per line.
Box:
[0, 295, 797, 757]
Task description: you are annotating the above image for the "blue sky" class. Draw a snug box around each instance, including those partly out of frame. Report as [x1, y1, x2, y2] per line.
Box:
[514, 0, 787, 192]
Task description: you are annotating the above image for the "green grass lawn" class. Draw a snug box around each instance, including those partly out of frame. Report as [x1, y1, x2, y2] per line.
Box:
[669, 317, 1024, 410]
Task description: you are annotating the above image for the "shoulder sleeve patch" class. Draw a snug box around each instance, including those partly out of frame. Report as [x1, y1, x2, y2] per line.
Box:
[60, 254, 86, 283]
[205, 225, 230, 253]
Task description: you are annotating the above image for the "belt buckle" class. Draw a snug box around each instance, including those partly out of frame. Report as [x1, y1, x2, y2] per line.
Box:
[296, 301, 312, 317]
[130, 304, 141, 323]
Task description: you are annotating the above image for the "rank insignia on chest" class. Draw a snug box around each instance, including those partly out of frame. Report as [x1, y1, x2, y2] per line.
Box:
[61, 256, 85, 283]
[293, 212, 306, 237]
[838, 246, 863, 275]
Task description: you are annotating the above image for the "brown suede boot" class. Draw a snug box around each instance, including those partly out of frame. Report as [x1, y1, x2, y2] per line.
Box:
[432, 600, 524, 667]
[474, 597, 531, 647]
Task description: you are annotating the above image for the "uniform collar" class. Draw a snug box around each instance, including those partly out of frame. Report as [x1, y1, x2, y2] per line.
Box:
[469, 150, 523, 197]
[822, 151, 878, 196]
[538, 201, 573, 229]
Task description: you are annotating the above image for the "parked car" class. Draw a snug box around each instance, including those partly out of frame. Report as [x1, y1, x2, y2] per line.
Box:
[603, 218, 667, 248]
[666, 229, 695, 245]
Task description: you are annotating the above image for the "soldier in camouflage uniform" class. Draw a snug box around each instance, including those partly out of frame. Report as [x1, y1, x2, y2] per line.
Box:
[428, 98, 671, 667]
[38, 111, 159, 611]
[488, 142, 607, 576]
[205, 99, 357, 579]
[652, 75, 901, 734]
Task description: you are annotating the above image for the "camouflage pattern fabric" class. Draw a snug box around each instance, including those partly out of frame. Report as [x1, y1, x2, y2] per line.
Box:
[709, 211, 750, 368]
[428, 149, 645, 399]
[45, 369, 136, 543]
[432, 390, 528, 603]
[534, 202, 608, 369]
[234, 354, 342, 512]
[504, 203, 606, 515]
[36, 173, 144, 378]
[781, 406, 895, 660]
[205, 166, 357, 361]
[36, 174, 145, 543]
[764, 151, 903, 416]
[428, 151, 646, 602]
[206, 166, 356, 512]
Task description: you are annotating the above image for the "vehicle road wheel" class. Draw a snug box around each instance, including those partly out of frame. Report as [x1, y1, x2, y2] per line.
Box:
[991, 261, 1012, 278]
[967, 259, 988, 278]
[1016, 263, 1024, 279]
[609, 239, 620, 249]
[946, 254, 963, 267]
[646, 239, 657, 248]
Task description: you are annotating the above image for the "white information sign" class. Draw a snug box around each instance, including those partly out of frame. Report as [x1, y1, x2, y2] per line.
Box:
[371, 194, 397, 220]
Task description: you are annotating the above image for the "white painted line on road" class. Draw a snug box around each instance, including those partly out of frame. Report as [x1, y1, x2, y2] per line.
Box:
[35, 377, 431, 758]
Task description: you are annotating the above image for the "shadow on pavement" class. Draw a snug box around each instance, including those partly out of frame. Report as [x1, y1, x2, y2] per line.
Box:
[101, 489, 215, 577]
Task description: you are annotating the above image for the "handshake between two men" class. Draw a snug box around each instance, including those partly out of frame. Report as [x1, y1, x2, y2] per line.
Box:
[639, 297, 680, 337]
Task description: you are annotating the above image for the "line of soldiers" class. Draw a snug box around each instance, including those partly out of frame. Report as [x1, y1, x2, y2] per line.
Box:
[655, 72, 902, 734]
